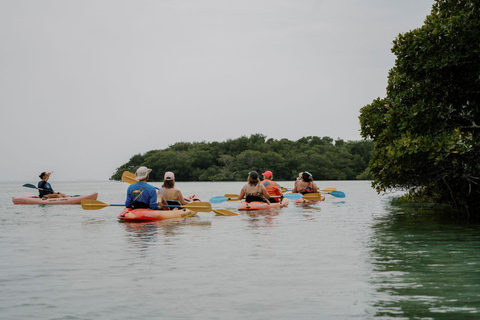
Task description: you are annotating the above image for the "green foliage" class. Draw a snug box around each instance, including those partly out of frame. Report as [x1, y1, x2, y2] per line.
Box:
[110, 134, 374, 182]
[359, 0, 480, 216]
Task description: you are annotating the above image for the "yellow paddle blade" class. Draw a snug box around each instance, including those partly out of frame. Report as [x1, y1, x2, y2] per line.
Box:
[224, 194, 239, 201]
[121, 171, 138, 184]
[302, 193, 323, 200]
[212, 209, 238, 216]
[280, 188, 290, 193]
[320, 188, 337, 193]
[181, 202, 212, 213]
[81, 199, 110, 210]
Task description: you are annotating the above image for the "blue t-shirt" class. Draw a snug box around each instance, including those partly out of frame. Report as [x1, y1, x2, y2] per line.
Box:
[38, 181, 54, 197]
[125, 182, 159, 210]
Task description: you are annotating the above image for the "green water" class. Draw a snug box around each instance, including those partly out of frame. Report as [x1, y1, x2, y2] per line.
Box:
[369, 206, 480, 319]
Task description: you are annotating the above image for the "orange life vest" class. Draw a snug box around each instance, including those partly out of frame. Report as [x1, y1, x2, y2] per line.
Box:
[261, 180, 282, 201]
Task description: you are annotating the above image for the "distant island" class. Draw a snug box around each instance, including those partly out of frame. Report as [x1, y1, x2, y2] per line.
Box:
[111, 134, 373, 182]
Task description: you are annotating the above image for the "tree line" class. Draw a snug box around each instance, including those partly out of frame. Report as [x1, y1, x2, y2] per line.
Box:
[111, 134, 374, 182]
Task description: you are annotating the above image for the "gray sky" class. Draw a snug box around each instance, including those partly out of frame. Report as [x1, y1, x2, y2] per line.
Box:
[0, 0, 433, 182]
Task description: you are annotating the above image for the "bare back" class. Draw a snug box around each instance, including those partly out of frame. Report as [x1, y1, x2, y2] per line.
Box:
[159, 187, 188, 205]
[238, 183, 270, 200]
[293, 180, 318, 193]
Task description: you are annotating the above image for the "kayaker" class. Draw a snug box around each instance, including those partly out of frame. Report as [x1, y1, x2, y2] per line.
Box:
[293, 171, 319, 194]
[38, 172, 67, 199]
[238, 171, 271, 203]
[260, 170, 283, 203]
[125, 166, 160, 210]
[158, 171, 198, 210]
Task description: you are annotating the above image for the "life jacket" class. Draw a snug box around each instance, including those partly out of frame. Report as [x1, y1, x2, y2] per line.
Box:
[38, 181, 54, 198]
[261, 180, 282, 202]
[126, 182, 159, 210]
[131, 201, 150, 209]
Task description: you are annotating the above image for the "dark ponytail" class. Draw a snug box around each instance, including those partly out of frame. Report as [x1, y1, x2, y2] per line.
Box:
[302, 171, 312, 182]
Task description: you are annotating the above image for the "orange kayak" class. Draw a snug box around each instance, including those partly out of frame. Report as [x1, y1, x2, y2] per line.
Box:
[237, 198, 290, 210]
[12, 193, 98, 205]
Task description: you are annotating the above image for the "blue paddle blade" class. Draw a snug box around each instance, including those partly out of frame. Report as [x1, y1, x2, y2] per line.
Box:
[330, 191, 346, 198]
[22, 183, 38, 189]
[282, 193, 303, 200]
[209, 196, 229, 204]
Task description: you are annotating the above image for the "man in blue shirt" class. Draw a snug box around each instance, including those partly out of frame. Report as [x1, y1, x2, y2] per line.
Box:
[125, 166, 159, 210]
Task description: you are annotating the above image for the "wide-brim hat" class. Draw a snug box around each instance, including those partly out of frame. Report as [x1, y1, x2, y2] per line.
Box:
[135, 166, 152, 180]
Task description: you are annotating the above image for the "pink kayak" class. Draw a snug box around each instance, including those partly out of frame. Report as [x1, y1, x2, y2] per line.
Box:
[12, 193, 98, 205]
[237, 198, 290, 210]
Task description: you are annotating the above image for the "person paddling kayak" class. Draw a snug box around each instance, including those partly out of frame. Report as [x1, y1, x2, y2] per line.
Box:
[158, 171, 198, 210]
[125, 166, 162, 210]
[238, 171, 271, 203]
[260, 170, 283, 203]
[38, 172, 67, 199]
[293, 171, 319, 194]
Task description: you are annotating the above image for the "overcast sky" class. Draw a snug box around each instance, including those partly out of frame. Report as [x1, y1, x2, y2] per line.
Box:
[0, 0, 434, 182]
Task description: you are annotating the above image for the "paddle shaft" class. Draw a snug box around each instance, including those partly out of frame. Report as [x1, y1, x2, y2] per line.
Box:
[83, 201, 211, 211]
[23, 184, 51, 191]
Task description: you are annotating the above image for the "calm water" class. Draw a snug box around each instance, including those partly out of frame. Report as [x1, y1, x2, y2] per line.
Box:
[1, 180, 479, 319]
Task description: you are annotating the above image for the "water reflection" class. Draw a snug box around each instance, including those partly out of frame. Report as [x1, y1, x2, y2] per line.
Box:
[121, 217, 212, 248]
[81, 218, 108, 232]
[242, 209, 280, 228]
[369, 202, 480, 318]
[291, 203, 323, 222]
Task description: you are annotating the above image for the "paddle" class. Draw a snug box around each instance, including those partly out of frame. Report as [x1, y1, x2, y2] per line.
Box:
[212, 209, 238, 216]
[81, 199, 238, 216]
[81, 199, 213, 212]
[326, 191, 346, 198]
[23, 183, 50, 191]
[121, 171, 152, 187]
[296, 191, 345, 199]
[209, 196, 237, 204]
[300, 193, 324, 200]
[81, 200, 124, 210]
[280, 187, 338, 193]
[209, 192, 312, 204]
[22, 183, 79, 197]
